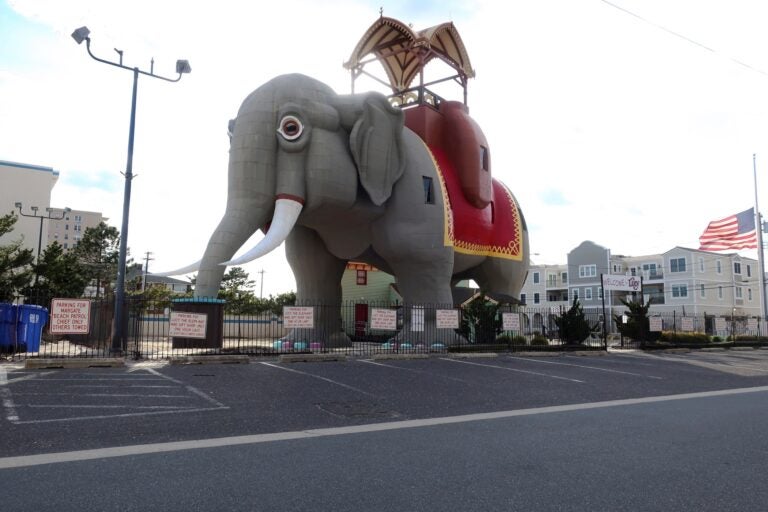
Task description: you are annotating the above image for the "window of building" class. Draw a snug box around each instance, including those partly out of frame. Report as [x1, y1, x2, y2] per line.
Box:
[65, 224, 69, 230]
[642, 263, 657, 277]
[533, 272, 540, 284]
[716, 260, 722, 274]
[700, 284, 705, 298]
[561, 272, 568, 283]
[533, 293, 540, 304]
[718, 286, 723, 299]
[736, 287, 743, 299]
[578, 265, 596, 278]
[64, 234, 68, 240]
[422, 177, 434, 204]
[747, 264, 752, 277]
[670, 257, 686, 273]
[748, 288, 753, 301]
[63, 243, 68, 249]
[613, 264, 620, 273]
[699, 257, 704, 272]
[356, 270, 367, 285]
[585, 288, 593, 300]
[671, 284, 688, 298]
[74, 215, 82, 222]
[598, 287, 603, 299]
[734, 262, 742, 275]
[520, 293, 526, 305]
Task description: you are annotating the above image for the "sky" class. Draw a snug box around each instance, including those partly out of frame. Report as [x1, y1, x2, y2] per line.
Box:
[3, 0, 768, 297]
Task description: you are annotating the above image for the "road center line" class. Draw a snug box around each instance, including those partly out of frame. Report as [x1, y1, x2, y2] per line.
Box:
[3, 385, 767, 470]
[440, 358, 585, 383]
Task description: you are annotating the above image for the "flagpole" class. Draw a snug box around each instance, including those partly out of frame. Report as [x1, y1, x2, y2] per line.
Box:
[753, 154, 768, 324]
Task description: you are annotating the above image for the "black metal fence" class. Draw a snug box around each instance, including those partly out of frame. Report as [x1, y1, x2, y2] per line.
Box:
[2, 295, 767, 360]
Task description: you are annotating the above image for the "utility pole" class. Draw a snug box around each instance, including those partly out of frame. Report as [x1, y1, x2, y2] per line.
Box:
[258, 269, 265, 298]
[142, 251, 154, 293]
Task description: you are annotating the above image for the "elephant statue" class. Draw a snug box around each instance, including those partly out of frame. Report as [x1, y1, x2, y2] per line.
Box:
[160, 73, 529, 346]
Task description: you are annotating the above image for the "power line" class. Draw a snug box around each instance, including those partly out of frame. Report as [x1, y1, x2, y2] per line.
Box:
[599, 0, 768, 78]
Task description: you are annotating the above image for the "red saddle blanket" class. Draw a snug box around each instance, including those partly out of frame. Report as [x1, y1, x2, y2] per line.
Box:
[428, 144, 524, 261]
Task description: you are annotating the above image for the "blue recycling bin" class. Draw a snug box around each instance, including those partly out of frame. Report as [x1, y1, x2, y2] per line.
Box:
[0, 303, 16, 350]
[16, 304, 48, 353]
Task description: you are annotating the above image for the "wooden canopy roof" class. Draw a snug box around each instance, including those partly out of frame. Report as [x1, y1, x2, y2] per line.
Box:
[344, 16, 475, 94]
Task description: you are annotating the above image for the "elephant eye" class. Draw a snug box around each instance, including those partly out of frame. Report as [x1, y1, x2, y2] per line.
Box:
[277, 115, 304, 141]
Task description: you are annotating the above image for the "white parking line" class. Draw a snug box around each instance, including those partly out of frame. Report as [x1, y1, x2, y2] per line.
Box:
[358, 359, 476, 385]
[260, 362, 379, 397]
[440, 358, 585, 383]
[3, 385, 767, 469]
[0, 367, 19, 422]
[512, 357, 664, 379]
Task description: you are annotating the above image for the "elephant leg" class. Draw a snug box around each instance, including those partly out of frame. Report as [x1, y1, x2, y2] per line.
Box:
[284, 225, 351, 348]
[470, 256, 528, 303]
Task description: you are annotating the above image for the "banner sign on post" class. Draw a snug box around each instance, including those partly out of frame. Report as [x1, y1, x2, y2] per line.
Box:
[50, 299, 91, 334]
[681, 317, 694, 332]
[649, 317, 663, 332]
[715, 317, 727, 332]
[283, 307, 314, 329]
[169, 312, 208, 339]
[436, 309, 459, 329]
[412, 307, 425, 332]
[371, 308, 397, 330]
[601, 275, 642, 292]
[502, 312, 520, 332]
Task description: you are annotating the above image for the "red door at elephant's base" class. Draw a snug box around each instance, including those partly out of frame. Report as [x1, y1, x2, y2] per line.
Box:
[354, 304, 368, 337]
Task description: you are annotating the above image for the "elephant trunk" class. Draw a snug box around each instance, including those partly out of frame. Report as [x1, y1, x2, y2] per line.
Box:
[220, 197, 303, 266]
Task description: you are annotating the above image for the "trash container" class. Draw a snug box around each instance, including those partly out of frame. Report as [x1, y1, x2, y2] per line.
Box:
[0, 303, 16, 352]
[16, 304, 49, 353]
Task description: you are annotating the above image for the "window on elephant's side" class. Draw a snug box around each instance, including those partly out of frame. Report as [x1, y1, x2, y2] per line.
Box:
[422, 176, 434, 204]
[480, 146, 489, 171]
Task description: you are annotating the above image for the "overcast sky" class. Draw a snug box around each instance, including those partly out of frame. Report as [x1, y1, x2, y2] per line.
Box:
[3, 0, 768, 296]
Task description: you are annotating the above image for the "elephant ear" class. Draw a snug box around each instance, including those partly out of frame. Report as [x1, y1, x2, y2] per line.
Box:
[349, 95, 405, 206]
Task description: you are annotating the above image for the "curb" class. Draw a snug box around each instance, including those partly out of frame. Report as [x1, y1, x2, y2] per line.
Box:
[25, 358, 125, 369]
[169, 355, 250, 365]
[279, 353, 347, 363]
[371, 353, 430, 361]
[444, 352, 497, 359]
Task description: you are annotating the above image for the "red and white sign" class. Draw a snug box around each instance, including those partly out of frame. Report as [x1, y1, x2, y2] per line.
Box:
[649, 317, 663, 332]
[371, 308, 397, 330]
[502, 312, 520, 332]
[436, 309, 459, 329]
[283, 307, 314, 329]
[681, 317, 694, 332]
[715, 317, 727, 332]
[602, 275, 642, 292]
[169, 312, 208, 339]
[50, 299, 91, 334]
[748, 318, 758, 331]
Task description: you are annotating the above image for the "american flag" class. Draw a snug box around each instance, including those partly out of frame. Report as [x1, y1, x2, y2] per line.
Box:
[698, 208, 758, 251]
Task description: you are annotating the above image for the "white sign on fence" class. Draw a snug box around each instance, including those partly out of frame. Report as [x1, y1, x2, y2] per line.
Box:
[748, 318, 758, 331]
[715, 317, 727, 332]
[283, 307, 314, 329]
[370, 308, 397, 330]
[681, 317, 694, 332]
[602, 274, 642, 292]
[412, 307, 425, 332]
[436, 309, 459, 329]
[169, 312, 208, 339]
[502, 312, 520, 332]
[50, 298, 91, 334]
[649, 316, 663, 332]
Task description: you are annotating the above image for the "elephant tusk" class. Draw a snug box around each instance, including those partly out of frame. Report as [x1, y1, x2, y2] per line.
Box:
[152, 260, 202, 277]
[220, 198, 303, 266]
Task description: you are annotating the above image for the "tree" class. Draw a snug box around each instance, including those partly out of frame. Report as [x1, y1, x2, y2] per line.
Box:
[613, 298, 660, 343]
[0, 213, 34, 301]
[459, 295, 504, 343]
[554, 297, 599, 345]
[73, 222, 120, 298]
[217, 267, 256, 314]
[23, 241, 89, 306]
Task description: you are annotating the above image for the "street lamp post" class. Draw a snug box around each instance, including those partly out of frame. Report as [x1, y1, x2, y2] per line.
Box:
[72, 26, 190, 355]
[14, 203, 71, 283]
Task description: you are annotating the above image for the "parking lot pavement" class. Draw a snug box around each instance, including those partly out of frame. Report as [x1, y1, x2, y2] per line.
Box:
[3, 349, 768, 459]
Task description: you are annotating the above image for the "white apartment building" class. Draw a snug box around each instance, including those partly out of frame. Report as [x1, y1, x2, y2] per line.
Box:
[521, 240, 762, 319]
[0, 160, 59, 257]
[47, 209, 106, 251]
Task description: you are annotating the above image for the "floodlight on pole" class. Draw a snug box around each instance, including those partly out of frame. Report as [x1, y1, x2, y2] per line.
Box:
[72, 26, 190, 355]
[15, 203, 71, 284]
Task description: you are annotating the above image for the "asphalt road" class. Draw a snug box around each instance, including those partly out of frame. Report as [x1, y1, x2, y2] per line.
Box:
[2, 349, 768, 511]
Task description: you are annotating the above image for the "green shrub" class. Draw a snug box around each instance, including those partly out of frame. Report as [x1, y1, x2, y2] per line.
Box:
[531, 335, 549, 346]
[512, 334, 528, 345]
[658, 331, 709, 344]
[731, 335, 768, 343]
[496, 334, 513, 344]
[711, 336, 722, 343]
